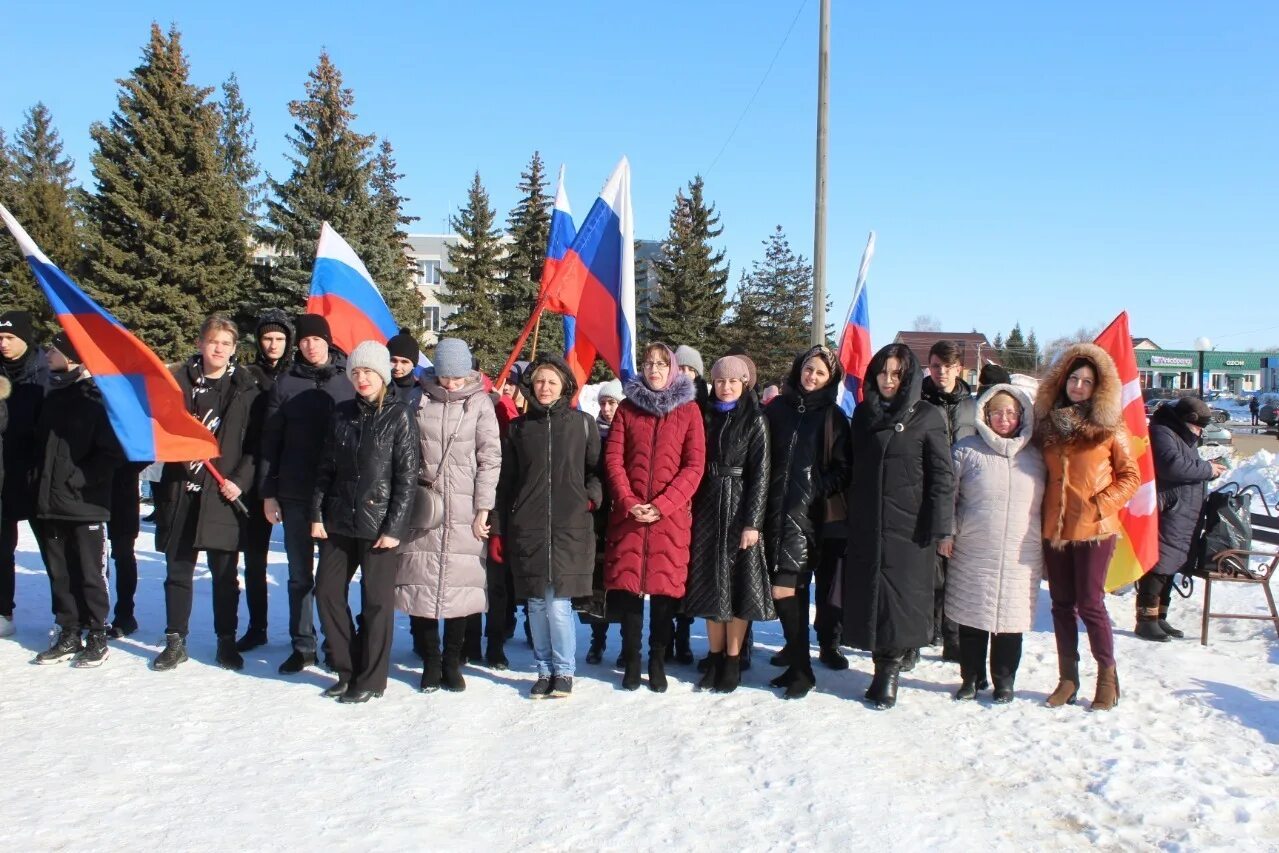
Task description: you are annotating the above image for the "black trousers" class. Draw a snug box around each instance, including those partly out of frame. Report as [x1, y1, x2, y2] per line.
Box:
[315, 533, 398, 693]
[618, 592, 676, 654]
[1136, 572, 1173, 610]
[108, 471, 141, 623]
[0, 516, 19, 618]
[163, 496, 240, 637]
[241, 504, 272, 631]
[934, 554, 960, 650]
[958, 623, 1023, 683]
[813, 539, 845, 644]
[40, 518, 110, 631]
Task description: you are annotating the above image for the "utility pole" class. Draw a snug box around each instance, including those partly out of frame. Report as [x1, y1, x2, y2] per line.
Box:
[811, 0, 830, 345]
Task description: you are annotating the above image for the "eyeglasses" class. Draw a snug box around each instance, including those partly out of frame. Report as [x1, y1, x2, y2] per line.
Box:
[642, 361, 670, 370]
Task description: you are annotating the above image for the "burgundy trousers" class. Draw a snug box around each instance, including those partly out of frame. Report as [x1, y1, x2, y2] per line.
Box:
[1043, 537, 1117, 668]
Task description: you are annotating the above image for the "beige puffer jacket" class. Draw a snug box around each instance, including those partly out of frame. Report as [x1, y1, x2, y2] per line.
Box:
[945, 384, 1045, 634]
[394, 373, 501, 619]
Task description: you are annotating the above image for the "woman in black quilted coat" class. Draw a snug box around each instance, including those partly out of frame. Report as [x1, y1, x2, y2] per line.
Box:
[763, 345, 851, 699]
[684, 356, 772, 693]
[311, 341, 420, 703]
[842, 343, 954, 711]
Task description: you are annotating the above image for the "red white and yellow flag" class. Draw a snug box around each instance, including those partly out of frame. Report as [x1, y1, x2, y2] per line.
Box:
[1094, 312, 1160, 591]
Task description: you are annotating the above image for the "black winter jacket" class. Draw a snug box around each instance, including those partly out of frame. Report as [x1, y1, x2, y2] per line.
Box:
[1150, 405, 1217, 576]
[843, 350, 955, 652]
[35, 370, 122, 523]
[258, 352, 354, 502]
[154, 360, 260, 553]
[391, 373, 424, 412]
[0, 347, 48, 520]
[311, 394, 419, 542]
[921, 375, 978, 446]
[763, 353, 852, 579]
[685, 392, 774, 621]
[496, 358, 602, 600]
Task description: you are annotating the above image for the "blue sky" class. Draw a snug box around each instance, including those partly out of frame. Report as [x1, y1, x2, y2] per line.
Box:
[2, 1, 1276, 351]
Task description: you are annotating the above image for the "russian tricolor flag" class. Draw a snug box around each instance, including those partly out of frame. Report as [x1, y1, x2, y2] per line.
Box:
[543, 165, 577, 308]
[0, 202, 219, 463]
[548, 157, 637, 383]
[837, 231, 876, 416]
[306, 222, 399, 355]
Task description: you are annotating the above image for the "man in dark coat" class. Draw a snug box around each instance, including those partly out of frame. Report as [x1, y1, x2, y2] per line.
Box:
[257, 313, 354, 674]
[1249, 395, 1260, 426]
[31, 334, 122, 667]
[152, 316, 260, 671]
[1136, 397, 1226, 641]
[843, 343, 955, 709]
[920, 339, 978, 663]
[387, 326, 424, 411]
[0, 309, 47, 635]
[235, 308, 294, 652]
[106, 461, 149, 638]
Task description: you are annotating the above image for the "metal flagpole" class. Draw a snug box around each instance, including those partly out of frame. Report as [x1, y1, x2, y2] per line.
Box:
[811, 0, 830, 345]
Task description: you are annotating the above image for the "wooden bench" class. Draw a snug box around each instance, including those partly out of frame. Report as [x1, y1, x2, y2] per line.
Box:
[1201, 511, 1279, 645]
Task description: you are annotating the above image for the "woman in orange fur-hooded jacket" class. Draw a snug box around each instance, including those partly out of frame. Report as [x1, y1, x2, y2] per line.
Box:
[1034, 343, 1139, 713]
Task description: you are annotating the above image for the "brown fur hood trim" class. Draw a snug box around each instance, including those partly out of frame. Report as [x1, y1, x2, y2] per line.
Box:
[1034, 342, 1124, 444]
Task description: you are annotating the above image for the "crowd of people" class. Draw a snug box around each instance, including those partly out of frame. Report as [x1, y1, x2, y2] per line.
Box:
[0, 306, 1225, 708]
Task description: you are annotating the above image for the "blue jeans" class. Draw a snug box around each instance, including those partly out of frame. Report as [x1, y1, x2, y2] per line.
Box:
[280, 499, 319, 654]
[528, 585, 576, 677]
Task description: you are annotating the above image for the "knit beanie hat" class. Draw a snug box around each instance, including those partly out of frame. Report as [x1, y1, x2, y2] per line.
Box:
[597, 378, 625, 402]
[433, 338, 472, 378]
[346, 340, 392, 388]
[386, 327, 421, 363]
[710, 355, 752, 384]
[0, 311, 34, 347]
[50, 331, 81, 363]
[294, 313, 332, 345]
[1173, 396, 1215, 428]
[674, 344, 704, 377]
[978, 363, 1012, 389]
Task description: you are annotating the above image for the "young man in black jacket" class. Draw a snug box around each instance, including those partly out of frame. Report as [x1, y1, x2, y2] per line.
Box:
[32, 334, 122, 667]
[257, 314, 354, 674]
[0, 309, 47, 637]
[152, 316, 260, 671]
[235, 309, 294, 652]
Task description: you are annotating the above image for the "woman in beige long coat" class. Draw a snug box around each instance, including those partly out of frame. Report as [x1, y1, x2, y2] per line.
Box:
[942, 383, 1044, 704]
[396, 338, 501, 694]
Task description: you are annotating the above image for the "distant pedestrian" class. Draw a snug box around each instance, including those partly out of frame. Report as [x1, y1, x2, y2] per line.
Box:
[1249, 395, 1260, 426]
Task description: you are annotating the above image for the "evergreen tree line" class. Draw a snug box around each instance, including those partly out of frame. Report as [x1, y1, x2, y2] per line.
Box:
[990, 322, 1042, 374]
[1, 23, 827, 373]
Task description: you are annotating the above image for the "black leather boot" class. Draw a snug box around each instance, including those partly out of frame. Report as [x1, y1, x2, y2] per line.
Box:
[620, 606, 642, 691]
[441, 618, 466, 692]
[419, 619, 442, 692]
[698, 651, 723, 691]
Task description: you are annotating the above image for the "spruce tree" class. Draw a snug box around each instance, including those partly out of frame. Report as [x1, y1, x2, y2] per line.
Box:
[216, 74, 266, 332]
[441, 172, 505, 371]
[1, 106, 84, 336]
[502, 151, 560, 355]
[723, 226, 814, 384]
[262, 51, 379, 318]
[1002, 323, 1041, 372]
[83, 24, 251, 359]
[649, 176, 729, 350]
[366, 138, 422, 333]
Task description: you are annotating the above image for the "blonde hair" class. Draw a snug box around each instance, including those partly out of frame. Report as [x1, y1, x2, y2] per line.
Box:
[199, 314, 238, 344]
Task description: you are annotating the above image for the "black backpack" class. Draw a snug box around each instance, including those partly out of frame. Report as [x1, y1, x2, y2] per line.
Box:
[1190, 483, 1268, 579]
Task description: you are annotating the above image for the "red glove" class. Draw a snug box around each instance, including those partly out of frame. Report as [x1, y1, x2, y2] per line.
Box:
[588, 501, 596, 512]
[488, 534, 505, 564]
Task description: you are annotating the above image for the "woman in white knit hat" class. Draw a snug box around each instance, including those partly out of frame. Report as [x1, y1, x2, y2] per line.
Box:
[311, 340, 420, 703]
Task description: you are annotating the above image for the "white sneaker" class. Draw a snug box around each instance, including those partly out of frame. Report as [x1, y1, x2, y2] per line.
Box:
[0, 614, 14, 638]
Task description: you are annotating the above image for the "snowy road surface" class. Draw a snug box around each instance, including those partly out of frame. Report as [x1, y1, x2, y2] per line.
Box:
[1, 518, 1276, 850]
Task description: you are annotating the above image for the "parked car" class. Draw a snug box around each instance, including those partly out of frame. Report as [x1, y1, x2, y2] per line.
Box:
[1261, 404, 1279, 427]
[1201, 423, 1233, 446]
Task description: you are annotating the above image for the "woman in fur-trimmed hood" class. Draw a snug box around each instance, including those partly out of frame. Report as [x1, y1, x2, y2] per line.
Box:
[603, 342, 706, 692]
[1033, 342, 1140, 713]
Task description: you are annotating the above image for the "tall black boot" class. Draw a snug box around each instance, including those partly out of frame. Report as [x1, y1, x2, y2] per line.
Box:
[418, 618, 441, 692]
[1156, 576, 1183, 638]
[769, 597, 799, 689]
[785, 597, 816, 700]
[463, 612, 484, 664]
[648, 598, 674, 693]
[990, 632, 1022, 704]
[954, 626, 987, 701]
[620, 601, 643, 691]
[740, 623, 753, 671]
[674, 615, 694, 664]
[1135, 574, 1170, 642]
[441, 618, 466, 692]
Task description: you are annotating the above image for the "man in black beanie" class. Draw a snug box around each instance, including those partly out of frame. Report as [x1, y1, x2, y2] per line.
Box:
[235, 309, 296, 651]
[258, 312, 354, 673]
[386, 326, 423, 411]
[0, 309, 47, 636]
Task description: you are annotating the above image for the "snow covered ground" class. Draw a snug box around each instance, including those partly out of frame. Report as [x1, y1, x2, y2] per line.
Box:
[2, 483, 1278, 850]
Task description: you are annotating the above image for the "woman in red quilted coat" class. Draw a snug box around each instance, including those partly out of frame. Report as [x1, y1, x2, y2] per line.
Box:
[604, 342, 706, 692]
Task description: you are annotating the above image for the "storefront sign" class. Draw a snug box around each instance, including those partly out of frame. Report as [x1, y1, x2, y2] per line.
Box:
[1224, 360, 1245, 366]
[1151, 356, 1193, 367]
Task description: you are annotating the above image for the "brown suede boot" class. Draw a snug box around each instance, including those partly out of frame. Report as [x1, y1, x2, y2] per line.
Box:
[1091, 665, 1120, 711]
[1045, 656, 1080, 708]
